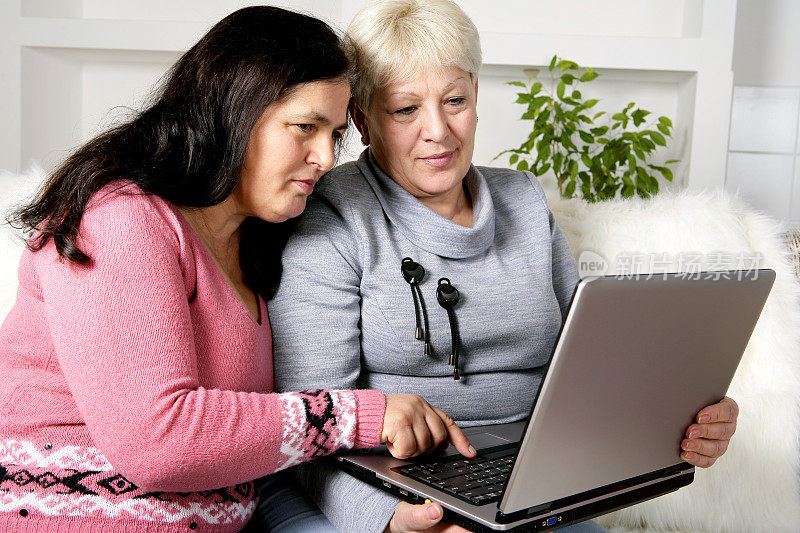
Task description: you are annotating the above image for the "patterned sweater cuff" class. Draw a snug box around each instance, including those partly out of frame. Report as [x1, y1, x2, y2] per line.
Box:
[352, 389, 386, 448]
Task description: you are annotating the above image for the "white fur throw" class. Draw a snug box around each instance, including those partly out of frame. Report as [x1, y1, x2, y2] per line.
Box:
[548, 190, 800, 532]
[0, 164, 46, 322]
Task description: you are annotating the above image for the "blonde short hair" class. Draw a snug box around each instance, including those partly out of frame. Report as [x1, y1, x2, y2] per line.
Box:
[345, 0, 482, 109]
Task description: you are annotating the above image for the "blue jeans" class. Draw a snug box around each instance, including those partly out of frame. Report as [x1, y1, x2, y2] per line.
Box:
[244, 470, 337, 533]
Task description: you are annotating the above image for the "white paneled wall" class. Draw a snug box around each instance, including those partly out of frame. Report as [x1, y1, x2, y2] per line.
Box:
[727, 0, 800, 226]
[1, 0, 736, 195]
[725, 88, 800, 223]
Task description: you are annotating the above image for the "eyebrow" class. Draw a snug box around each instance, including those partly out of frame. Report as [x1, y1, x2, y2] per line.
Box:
[291, 112, 348, 131]
[388, 76, 469, 99]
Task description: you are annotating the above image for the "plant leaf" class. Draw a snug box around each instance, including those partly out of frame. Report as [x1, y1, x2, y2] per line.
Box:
[549, 55, 558, 71]
[631, 109, 650, 127]
[557, 59, 578, 71]
[564, 180, 576, 197]
[517, 160, 529, 171]
[578, 130, 594, 144]
[557, 81, 566, 100]
[648, 174, 660, 193]
[659, 116, 673, 127]
[568, 159, 579, 177]
[644, 130, 667, 146]
[509, 154, 519, 164]
[535, 163, 551, 176]
[580, 69, 599, 82]
[507, 80, 527, 87]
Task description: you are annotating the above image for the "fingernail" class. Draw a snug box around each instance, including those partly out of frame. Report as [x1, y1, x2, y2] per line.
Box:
[681, 452, 691, 461]
[468, 446, 476, 455]
[699, 414, 710, 423]
[689, 429, 700, 438]
[426, 503, 441, 520]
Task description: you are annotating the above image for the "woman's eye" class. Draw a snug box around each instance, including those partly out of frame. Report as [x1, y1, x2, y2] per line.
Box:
[394, 106, 416, 116]
[296, 124, 314, 133]
[448, 97, 466, 106]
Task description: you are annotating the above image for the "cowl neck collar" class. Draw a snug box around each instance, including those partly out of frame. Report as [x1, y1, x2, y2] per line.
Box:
[355, 149, 496, 259]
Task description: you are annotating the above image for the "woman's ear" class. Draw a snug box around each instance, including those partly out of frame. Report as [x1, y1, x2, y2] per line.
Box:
[349, 100, 370, 145]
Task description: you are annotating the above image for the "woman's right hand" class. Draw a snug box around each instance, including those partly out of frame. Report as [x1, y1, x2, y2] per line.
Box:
[382, 394, 475, 459]
[385, 501, 470, 533]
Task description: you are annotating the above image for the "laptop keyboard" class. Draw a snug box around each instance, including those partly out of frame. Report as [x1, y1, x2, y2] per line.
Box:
[394, 446, 517, 506]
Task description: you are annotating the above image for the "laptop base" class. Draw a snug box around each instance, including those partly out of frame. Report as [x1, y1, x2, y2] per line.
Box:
[334, 454, 693, 531]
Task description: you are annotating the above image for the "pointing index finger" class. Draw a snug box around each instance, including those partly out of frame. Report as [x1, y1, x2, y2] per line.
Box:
[432, 406, 476, 457]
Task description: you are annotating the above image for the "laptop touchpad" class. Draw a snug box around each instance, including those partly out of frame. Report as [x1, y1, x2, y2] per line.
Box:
[441, 431, 512, 456]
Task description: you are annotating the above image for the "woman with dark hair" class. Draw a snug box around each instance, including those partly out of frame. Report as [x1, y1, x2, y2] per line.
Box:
[0, 6, 472, 532]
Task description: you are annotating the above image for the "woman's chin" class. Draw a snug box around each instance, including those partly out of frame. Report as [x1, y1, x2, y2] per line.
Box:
[257, 198, 308, 223]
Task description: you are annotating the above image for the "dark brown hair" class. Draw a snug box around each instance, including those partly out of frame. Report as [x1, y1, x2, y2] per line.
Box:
[11, 6, 349, 298]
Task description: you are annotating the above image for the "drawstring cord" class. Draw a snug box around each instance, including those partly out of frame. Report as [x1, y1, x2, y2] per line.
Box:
[436, 277, 462, 380]
[401, 259, 462, 379]
[415, 283, 432, 355]
[402, 257, 431, 355]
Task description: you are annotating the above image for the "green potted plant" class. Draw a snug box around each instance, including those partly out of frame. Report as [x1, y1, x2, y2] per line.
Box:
[496, 55, 678, 202]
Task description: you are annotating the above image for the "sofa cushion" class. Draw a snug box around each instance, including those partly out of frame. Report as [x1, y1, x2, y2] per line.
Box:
[0, 165, 46, 322]
[548, 190, 800, 532]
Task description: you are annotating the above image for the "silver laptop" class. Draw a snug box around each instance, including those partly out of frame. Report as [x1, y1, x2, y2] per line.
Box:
[332, 270, 775, 531]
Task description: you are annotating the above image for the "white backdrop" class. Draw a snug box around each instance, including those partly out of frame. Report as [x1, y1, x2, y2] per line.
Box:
[1, 0, 736, 193]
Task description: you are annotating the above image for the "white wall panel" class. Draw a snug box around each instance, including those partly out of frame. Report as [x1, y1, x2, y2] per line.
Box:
[733, 0, 800, 87]
[726, 152, 794, 219]
[20, 48, 83, 172]
[81, 58, 174, 142]
[729, 87, 799, 153]
[793, 156, 800, 225]
[98, 1, 340, 27]
[4, 0, 737, 197]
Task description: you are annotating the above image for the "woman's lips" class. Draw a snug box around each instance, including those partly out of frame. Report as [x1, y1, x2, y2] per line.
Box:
[420, 151, 454, 168]
[293, 179, 316, 195]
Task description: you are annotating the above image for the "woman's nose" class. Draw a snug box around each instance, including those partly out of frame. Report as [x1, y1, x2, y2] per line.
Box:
[420, 107, 449, 142]
[309, 136, 337, 172]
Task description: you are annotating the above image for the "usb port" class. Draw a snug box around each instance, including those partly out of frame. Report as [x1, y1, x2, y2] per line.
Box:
[399, 489, 409, 496]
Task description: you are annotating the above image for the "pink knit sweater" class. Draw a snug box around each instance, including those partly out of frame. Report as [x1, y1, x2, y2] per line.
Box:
[0, 183, 386, 532]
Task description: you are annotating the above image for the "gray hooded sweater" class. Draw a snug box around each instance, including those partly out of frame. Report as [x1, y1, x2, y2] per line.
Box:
[269, 149, 580, 532]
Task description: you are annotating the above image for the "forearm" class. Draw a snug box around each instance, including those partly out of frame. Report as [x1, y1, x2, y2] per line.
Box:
[92, 386, 384, 491]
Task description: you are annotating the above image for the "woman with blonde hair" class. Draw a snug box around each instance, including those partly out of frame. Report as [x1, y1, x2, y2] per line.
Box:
[270, 1, 740, 532]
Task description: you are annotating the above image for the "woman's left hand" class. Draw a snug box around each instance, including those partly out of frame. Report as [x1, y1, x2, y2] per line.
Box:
[680, 396, 738, 467]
